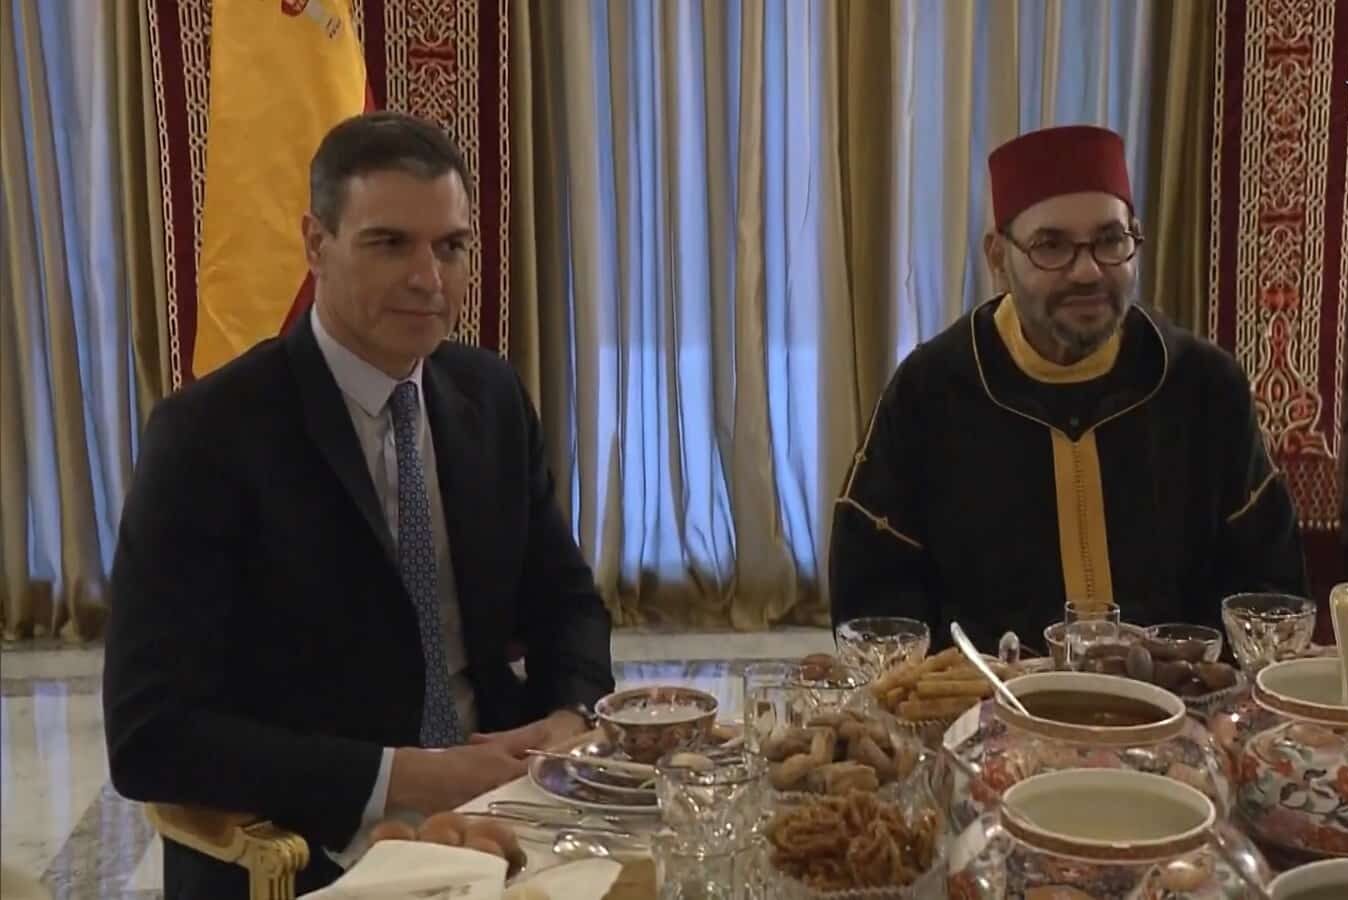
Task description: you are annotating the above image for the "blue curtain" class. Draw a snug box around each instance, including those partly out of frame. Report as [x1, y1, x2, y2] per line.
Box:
[524, 0, 1159, 627]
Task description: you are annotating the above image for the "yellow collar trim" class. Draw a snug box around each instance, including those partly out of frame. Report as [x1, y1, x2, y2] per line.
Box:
[993, 295, 1121, 384]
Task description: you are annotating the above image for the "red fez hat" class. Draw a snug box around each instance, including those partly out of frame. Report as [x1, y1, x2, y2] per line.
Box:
[988, 125, 1132, 230]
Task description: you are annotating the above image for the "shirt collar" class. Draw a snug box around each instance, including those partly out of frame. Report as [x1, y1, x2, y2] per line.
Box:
[993, 293, 1121, 384]
[311, 305, 424, 417]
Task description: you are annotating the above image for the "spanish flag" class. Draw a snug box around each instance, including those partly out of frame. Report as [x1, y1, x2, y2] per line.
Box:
[193, 0, 369, 379]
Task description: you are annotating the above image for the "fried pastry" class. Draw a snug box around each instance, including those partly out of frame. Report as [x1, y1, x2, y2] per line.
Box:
[806, 761, 880, 795]
[767, 791, 940, 892]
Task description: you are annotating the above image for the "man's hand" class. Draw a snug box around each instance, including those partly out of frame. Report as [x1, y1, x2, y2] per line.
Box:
[468, 709, 589, 756]
[386, 744, 529, 815]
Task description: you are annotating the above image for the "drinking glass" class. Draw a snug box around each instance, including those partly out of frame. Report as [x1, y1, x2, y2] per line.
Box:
[834, 616, 931, 679]
[655, 749, 768, 852]
[1221, 592, 1316, 672]
[1064, 599, 1122, 626]
[1063, 600, 1123, 670]
[741, 662, 870, 755]
[1063, 620, 1129, 671]
[742, 662, 798, 754]
[652, 831, 769, 900]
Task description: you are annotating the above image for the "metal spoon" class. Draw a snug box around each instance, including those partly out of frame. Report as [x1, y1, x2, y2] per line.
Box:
[552, 829, 648, 861]
[950, 622, 1030, 716]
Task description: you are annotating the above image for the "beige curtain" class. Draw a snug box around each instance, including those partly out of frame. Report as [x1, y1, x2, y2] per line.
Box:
[118, 0, 171, 424]
[0, 0, 165, 641]
[511, 0, 1181, 629]
[1139, 0, 1214, 334]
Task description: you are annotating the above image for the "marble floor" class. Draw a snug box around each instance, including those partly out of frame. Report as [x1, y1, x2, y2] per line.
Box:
[0, 627, 833, 899]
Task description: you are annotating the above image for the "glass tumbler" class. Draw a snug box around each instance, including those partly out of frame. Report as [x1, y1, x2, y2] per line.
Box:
[655, 749, 769, 852]
[652, 831, 770, 900]
[834, 616, 931, 680]
[741, 662, 870, 755]
[1221, 592, 1316, 673]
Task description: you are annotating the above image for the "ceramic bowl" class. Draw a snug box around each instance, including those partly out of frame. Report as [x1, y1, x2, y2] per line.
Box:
[947, 769, 1270, 898]
[1213, 657, 1348, 860]
[944, 671, 1232, 829]
[595, 685, 718, 763]
[1268, 857, 1348, 898]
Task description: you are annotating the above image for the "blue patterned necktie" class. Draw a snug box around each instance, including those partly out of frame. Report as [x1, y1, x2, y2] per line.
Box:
[389, 381, 464, 747]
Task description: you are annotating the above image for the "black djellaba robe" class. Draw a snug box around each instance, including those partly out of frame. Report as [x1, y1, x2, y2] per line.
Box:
[828, 294, 1308, 653]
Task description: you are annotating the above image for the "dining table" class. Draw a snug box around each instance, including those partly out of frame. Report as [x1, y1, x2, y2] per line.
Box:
[457, 737, 659, 900]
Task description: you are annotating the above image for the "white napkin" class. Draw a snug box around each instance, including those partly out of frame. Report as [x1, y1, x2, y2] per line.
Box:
[300, 841, 624, 900]
[299, 841, 507, 900]
[502, 858, 623, 900]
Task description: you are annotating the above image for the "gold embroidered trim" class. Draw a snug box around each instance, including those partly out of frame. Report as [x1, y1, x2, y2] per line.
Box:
[994, 294, 1122, 383]
[842, 389, 884, 498]
[969, 297, 1171, 434]
[837, 391, 924, 550]
[1050, 430, 1115, 606]
[835, 497, 925, 550]
[1226, 469, 1281, 524]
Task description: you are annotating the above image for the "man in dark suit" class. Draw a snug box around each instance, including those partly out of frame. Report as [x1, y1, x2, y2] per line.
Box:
[103, 112, 615, 898]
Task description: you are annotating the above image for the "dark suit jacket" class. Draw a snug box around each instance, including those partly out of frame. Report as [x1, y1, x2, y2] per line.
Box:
[103, 313, 614, 898]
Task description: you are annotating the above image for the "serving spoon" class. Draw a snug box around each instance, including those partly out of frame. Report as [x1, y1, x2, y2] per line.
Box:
[950, 622, 1030, 716]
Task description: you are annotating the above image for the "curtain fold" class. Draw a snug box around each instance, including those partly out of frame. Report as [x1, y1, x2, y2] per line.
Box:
[0, 0, 161, 641]
[510, 0, 1183, 629]
[116, 0, 171, 424]
[1139, 0, 1214, 334]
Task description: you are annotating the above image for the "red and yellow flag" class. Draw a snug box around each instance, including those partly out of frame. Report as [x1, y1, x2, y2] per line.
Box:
[193, 0, 368, 378]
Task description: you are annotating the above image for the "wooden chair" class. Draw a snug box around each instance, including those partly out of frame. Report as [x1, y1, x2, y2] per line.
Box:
[144, 800, 656, 899]
[144, 804, 309, 900]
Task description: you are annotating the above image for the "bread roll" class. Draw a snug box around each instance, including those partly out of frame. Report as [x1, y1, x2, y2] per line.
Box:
[368, 819, 416, 844]
[464, 820, 527, 874]
[417, 811, 468, 847]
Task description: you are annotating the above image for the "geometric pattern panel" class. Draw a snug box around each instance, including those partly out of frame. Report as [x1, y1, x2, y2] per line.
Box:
[1209, 0, 1347, 531]
[146, 0, 510, 390]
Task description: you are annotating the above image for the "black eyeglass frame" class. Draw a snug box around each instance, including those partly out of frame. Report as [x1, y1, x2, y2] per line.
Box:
[1001, 229, 1145, 271]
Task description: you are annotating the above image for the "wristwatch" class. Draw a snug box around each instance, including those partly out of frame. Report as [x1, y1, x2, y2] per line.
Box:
[564, 702, 598, 729]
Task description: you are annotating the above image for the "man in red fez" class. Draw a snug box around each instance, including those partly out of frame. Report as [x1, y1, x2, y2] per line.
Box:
[829, 125, 1307, 652]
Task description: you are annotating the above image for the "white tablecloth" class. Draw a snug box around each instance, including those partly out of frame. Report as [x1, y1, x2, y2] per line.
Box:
[457, 771, 657, 873]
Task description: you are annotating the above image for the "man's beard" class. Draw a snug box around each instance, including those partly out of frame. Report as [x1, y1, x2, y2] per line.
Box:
[1017, 278, 1133, 360]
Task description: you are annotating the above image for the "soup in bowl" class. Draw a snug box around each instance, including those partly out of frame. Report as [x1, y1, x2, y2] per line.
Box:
[996, 671, 1185, 743]
[944, 671, 1232, 829]
[595, 686, 718, 763]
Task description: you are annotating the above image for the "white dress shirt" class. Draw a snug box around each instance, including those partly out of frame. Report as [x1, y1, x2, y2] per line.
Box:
[311, 309, 477, 862]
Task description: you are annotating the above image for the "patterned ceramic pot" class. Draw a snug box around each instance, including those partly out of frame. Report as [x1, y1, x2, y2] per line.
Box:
[1268, 857, 1348, 898]
[943, 672, 1233, 830]
[1209, 657, 1348, 861]
[596, 686, 719, 763]
[947, 769, 1270, 899]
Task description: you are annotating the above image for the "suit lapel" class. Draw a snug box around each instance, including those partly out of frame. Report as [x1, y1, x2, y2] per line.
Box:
[284, 314, 397, 564]
[422, 359, 488, 642]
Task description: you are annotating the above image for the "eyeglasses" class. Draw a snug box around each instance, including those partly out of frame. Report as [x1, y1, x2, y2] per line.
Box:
[1003, 230, 1144, 271]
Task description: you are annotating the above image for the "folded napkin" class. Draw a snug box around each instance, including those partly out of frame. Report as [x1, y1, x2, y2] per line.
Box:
[502, 858, 623, 900]
[299, 841, 623, 900]
[299, 841, 506, 900]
